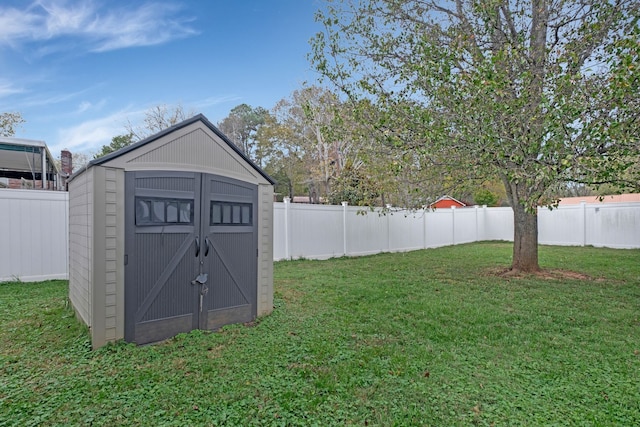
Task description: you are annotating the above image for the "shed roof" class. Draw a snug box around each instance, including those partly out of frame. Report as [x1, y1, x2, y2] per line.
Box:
[86, 114, 274, 184]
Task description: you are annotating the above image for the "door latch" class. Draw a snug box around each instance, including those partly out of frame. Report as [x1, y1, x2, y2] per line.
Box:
[191, 273, 209, 312]
[199, 284, 208, 312]
[191, 273, 208, 286]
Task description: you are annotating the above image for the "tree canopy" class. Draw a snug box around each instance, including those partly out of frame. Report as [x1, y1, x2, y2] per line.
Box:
[218, 104, 270, 165]
[93, 134, 134, 160]
[310, 0, 640, 272]
[0, 112, 25, 137]
[255, 86, 387, 203]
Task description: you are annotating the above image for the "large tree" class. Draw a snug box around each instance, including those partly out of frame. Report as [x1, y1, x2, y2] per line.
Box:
[261, 86, 367, 202]
[218, 104, 270, 164]
[259, 86, 450, 205]
[255, 107, 307, 200]
[311, 0, 640, 272]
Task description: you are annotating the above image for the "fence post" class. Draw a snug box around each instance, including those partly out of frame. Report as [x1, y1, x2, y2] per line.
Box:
[580, 201, 587, 246]
[342, 201, 348, 256]
[386, 204, 392, 251]
[283, 197, 291, 260]
[451, 206, 456, 245]
[423, 207, 427, 249]
[481, 205, 487, 241]
[475, 205, 479, 242]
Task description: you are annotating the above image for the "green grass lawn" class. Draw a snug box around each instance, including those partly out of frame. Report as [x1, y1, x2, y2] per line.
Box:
[1, 242, 639, 426]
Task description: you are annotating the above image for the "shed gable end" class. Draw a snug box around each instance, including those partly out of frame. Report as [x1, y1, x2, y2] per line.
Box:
[126, 128, 260, 182]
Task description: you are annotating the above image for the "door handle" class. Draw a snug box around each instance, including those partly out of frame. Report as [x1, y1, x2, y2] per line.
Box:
[195, 236, 200, 257]
[204, 237, 210, 257]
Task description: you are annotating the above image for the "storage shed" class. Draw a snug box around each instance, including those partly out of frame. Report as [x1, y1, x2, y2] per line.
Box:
[68, 114, 274, 349]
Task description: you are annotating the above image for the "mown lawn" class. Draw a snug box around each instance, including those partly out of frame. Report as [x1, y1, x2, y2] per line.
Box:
[1, 242, 639, 426]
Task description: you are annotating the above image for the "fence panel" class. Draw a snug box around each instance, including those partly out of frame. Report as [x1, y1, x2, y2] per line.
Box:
[388, 210, 425, 252]
[452, 207, 480, 244]
[272, 203, 287, 260]
[586, 203, 640, 249]
[346, 207, 389, 256]
[424, 209, 455, 247]
[288, 203, 344, 260]
[483, 207, 514, 241]
[0, 189, 69, 282]
[539, 205, 584, 246]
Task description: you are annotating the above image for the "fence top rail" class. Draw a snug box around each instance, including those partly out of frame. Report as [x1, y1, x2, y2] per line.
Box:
[0, 188, 69, 201]
[274, 202, 640, 210]
[541, 202, 640, 210]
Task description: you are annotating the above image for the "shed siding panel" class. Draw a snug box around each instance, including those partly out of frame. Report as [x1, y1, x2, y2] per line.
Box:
[106, 293, 116, 306]
[115, 169, 125, 341]
[106, 305, 116, 317]
[105, 328, 116, 341]
[68, 169, 94, 327]
[257, 184, 274, 316]
[103, 167, 121, 344]
[91, 167, 107, 348]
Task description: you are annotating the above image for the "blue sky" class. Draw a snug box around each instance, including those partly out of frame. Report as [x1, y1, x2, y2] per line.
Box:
[0, 0, 324, 158]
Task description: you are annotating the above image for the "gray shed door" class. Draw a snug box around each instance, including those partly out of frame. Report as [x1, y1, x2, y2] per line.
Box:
[124, 171, 257, 345]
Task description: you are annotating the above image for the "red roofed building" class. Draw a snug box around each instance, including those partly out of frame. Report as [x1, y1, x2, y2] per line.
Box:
[430, 195, 467, 209]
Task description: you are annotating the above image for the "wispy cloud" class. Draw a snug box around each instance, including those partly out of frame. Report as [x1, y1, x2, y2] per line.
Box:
[75, 99, 106, 114]
[76, 101, 92, 114]
[0, 0, 197, 54]
[49, 96, 237, 155]
[19, 89, 87, 108]
[192, 95, 243, 110]
[51, 108, 136, 154]
[0, 79, 24, 98]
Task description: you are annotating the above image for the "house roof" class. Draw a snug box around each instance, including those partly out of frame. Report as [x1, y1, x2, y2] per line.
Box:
[75, 114, 275, 185]
[0, 137, 59, 174]
[430, 195, 467, 207]
[558, 193, 640, 205]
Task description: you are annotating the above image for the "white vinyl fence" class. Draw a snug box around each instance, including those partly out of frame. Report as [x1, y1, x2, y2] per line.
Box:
[0, 189, 69, 282]
[274, 200, 640, 260]
[1, 190, 638, 281]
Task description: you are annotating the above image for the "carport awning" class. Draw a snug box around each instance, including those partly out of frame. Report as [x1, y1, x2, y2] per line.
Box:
[0, 139, 59, 174]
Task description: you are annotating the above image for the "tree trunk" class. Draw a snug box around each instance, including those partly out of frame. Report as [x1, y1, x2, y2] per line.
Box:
[511, 203, 540, 272]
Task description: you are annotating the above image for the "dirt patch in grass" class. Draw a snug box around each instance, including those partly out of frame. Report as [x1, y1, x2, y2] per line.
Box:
[487, 267, 598, 281]
[276, 286, 306, 304]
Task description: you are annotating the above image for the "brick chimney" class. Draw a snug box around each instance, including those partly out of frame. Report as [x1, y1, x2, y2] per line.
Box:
[61, 150, 72, 176]
[60, 150, 73, 190]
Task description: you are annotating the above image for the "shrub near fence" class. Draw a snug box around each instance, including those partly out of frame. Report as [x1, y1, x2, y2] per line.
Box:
[1, 191, 638, 280]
